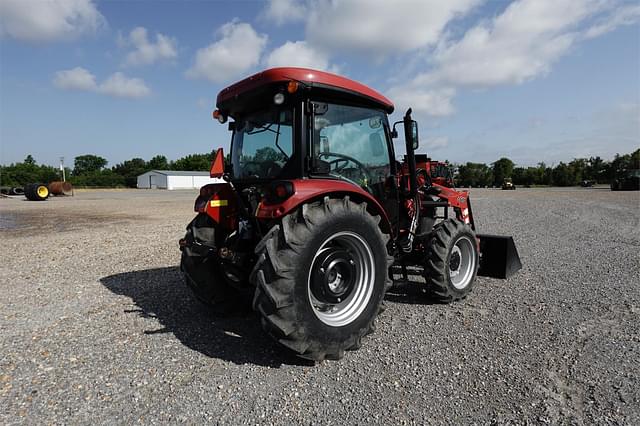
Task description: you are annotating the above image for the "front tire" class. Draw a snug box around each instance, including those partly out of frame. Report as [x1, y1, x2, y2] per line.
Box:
[424, 219, 479, 302]
[251, 197, 393, 361]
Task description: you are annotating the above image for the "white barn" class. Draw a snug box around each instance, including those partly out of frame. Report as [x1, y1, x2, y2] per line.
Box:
[137, 170, 224, 190]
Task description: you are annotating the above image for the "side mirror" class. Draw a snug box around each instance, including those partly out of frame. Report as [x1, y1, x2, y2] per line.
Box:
[391, 119, 418, 149]
[410, 120, 419, 150]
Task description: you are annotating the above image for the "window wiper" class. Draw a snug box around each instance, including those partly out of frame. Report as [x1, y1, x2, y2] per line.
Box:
[246, 121, 289, 160]
[274, 122, 289, 160]
[246, 122, 273, 135]
[246, 122, 282, 136]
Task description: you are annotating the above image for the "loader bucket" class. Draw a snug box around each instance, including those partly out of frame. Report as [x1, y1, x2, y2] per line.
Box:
[477, 234, 522, 279]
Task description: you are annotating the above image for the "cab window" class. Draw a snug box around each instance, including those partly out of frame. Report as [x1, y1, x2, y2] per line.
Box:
[311, 103, 391, 192]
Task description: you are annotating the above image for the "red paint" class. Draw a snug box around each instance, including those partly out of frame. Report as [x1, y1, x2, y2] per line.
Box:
[431, 184, 473, 225]
[217, 67, 394, 113]
[403, 158, 454, 188]
[210, 148, 225, 178]
[256, 179, 391, 230]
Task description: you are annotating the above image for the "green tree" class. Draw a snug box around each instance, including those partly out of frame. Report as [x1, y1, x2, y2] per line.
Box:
[73, 155, 108, 176]
[552, 162, 574, 186]
[457, 162, 493, 187]
[113, 158, 148, 187]
[512, 167, 526, 185]
[254, 147, 284, 163]
[585, 156, 605, 182]
[171, 153, 212, 171]
[631, 149, 640, 169]
[148, 155, 169, 170]
[568, 158, 587, 184]
[492, 157, 515, 186]
[0, 156, 61, 186]
[69, 169, 125, 187]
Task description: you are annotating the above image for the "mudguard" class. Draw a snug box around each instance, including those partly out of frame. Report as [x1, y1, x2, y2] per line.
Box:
[477, 234, 522, 279]
[255, 179, 393, 234]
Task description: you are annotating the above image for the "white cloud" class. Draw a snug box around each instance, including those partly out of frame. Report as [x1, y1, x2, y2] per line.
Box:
[262, 0, 306, 26]
[97, 72, 151, 98]
[121, 27, 178, 66]
[265, 41, 331, 70]
[53, 68, 151, 98]
[186, 20, 267, 83]
[426, 0, 605, 88]
[53, 67, 97, 91]
[388, 0, 632, 117]
[306, 0, 480, 57]
[390, 86, 456, 118]
[0, 0, 105, 42]
[583, 3, 640, 39]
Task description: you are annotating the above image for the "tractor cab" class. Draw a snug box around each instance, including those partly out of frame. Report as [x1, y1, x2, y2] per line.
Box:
[211, 67, 400, 226]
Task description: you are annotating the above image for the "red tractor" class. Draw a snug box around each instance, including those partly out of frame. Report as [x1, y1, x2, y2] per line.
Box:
[179, 68, 521, 361]
[403, 155, 455, 188]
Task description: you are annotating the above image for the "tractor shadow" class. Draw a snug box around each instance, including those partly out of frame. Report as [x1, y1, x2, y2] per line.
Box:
[99, 266, 309, 367]
[386, 266, 440, 305]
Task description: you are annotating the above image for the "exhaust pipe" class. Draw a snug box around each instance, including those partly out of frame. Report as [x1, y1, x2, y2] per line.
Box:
[477, 234, 522, 279]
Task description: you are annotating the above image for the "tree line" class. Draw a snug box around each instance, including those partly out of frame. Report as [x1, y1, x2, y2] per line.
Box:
[1, 149, 638, 188]
[0, 153, 215, 188]
[456, 149, 639, 187]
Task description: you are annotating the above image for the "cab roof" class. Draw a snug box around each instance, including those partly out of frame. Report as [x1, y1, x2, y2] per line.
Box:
[216, 67, 394, 114]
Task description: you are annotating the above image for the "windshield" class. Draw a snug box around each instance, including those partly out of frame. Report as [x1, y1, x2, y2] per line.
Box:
[311, 102, 391, 190]
[231, 108, 293, 179]
[431, 163, 451, 179]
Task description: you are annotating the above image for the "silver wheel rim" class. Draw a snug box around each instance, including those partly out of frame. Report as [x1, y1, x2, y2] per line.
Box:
[448, 236, 476, 290]
[308, 231, 375, 327]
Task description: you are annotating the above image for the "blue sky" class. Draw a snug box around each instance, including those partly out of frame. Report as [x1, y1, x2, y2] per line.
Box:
[1, 0, 638, 168]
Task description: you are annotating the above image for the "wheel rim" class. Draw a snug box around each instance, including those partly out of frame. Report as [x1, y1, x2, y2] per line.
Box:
[448, 236, 476, 289]
[308, 231, 375, 327]
[37, 186, 48, 198]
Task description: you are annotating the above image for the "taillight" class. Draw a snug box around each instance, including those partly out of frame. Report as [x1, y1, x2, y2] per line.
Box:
[264, 181, 294, 205]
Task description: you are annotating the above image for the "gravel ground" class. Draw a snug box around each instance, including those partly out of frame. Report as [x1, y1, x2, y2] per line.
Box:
[1, 187, 639, 424]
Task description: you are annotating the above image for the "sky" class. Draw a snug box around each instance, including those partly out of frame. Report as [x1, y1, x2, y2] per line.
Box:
[0, 0, 639, 168]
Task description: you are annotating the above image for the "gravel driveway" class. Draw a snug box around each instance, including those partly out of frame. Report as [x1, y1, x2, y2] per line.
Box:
[1, 187, 638, 424]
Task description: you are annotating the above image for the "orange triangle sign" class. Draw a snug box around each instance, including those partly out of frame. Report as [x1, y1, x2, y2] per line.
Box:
[210, 148, 224, 178]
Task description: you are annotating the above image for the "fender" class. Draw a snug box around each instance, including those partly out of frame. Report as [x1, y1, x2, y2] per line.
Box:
[195, 182, 239, 230]
[256, 179, 392, 234]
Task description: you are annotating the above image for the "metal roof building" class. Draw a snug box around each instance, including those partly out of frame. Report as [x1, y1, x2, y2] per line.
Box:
[137, 170, 224, 190]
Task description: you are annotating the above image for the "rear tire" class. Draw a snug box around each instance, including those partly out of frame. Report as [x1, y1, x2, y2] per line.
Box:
[423, 219, 479, 303]
[180, 214, 250, 315]
[251, 197, 393, 361]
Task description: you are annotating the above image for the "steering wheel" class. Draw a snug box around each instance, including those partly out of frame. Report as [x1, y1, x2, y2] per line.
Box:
[327, 157, 351, 172]
[318, 152, 373, 186]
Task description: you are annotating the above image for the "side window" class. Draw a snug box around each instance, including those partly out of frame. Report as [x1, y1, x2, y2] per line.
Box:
[312, 103, 390, 190]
